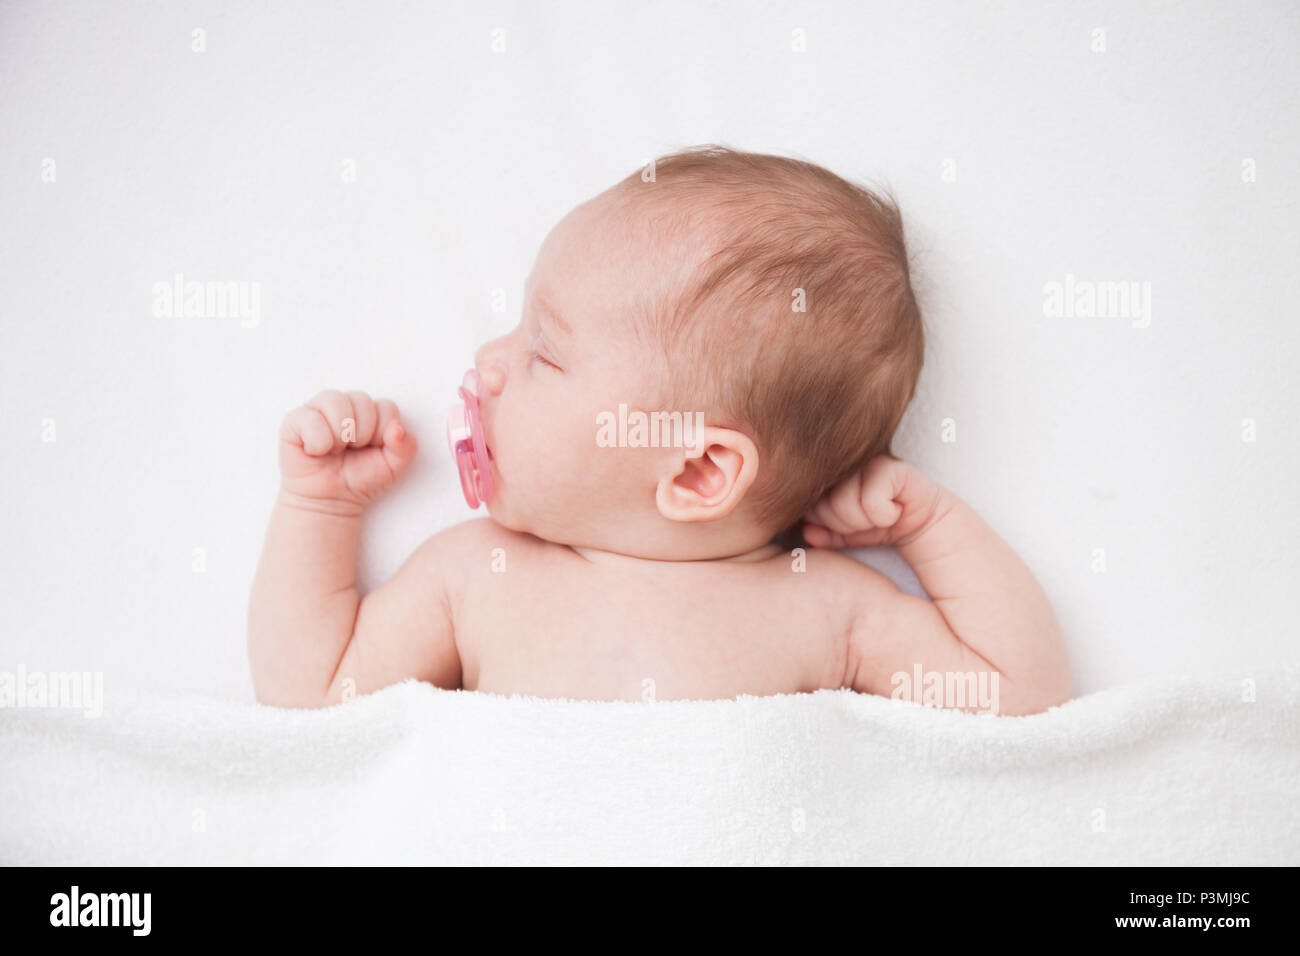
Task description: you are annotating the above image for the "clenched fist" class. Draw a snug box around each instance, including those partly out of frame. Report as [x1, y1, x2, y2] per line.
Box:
[802, 455, 951, 550]
[278, 390, 418, 512]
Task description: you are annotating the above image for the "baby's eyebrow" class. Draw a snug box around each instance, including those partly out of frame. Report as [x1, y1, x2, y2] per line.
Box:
[534, 293, 573, 336]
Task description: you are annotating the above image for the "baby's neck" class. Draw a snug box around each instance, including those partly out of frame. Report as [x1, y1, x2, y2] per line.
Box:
[567, 541, 783, 567]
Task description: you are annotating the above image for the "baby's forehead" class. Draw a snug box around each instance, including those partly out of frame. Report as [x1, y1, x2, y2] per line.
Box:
[608, 180, 728, 256]
[535, 189, 715, 333]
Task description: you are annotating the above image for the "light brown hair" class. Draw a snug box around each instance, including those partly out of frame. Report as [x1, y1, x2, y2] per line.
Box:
[612, 145, 925, 535]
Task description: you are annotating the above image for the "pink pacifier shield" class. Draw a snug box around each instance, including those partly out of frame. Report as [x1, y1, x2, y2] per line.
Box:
[446, 369, 494, 508]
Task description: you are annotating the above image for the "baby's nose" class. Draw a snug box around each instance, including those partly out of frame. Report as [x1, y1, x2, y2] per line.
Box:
[473, 353, 507, 396]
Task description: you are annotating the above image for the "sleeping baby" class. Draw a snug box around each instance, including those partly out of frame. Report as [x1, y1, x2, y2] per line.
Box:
[247, 146, 1071, 716]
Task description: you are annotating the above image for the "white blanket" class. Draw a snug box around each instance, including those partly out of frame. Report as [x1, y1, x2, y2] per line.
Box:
[3, 669, 1297, 865]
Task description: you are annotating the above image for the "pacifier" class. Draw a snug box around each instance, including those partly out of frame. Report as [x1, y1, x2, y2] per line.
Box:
[446, 369, 495, 508]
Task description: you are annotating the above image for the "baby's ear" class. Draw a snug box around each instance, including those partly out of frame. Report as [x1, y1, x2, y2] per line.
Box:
[654, 427, 759, 523]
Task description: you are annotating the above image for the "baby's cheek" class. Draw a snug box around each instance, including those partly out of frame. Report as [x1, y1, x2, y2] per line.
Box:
[530, 443, 602, 511]
[525, 442, 584, 498]
[508, 414, 624, 513]
[592, 444, 657, 502]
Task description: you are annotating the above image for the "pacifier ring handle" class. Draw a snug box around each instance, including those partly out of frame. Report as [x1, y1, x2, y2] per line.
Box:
[446, 368, 494, 509]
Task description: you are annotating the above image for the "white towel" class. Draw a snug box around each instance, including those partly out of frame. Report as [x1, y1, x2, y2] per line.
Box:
[2, 669, 1297, 865]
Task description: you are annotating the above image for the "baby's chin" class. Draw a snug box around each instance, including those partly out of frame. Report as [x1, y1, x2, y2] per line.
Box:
[481, 494, 511, 528]
[480, 490, 532, 536]
[481, 490, 582, 546]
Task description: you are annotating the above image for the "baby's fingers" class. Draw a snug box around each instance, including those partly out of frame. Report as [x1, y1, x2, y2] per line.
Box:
[801, 523, 845, 549]
[861, 488, 904, 530]
[859, 456, 908, 528]
[274, 389, 361, 456]
[371, 399, 419, 475]
[805, 471, 870, 535]
[281, 391, 388, 458]
[307, 389, 365, 447]
[378, 416, 419, 477]
[280, 405, 339, 457]
[335, 416, 419, 500]
[345, 390, 380, 446]
[802, 522, 892, 550]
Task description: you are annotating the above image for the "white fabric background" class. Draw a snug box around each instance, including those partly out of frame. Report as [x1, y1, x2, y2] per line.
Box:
[1, 0, 1296, 702]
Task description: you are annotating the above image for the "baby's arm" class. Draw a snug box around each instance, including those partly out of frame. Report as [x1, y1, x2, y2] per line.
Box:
[804, 456, 1070, 715]
[247, 390, 459, 708]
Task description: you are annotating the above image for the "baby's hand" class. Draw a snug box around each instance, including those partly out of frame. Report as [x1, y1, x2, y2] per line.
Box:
[278, 390, 418, 512]
[802, 455, 950, 549]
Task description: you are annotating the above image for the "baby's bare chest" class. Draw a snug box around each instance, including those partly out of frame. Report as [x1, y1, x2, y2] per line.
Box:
[452, 550, 849, 701]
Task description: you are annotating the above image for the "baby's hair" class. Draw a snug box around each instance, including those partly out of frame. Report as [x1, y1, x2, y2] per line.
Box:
[610, 144, 925, 535]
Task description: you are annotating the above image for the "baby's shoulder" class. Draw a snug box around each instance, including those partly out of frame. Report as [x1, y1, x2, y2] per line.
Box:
[421, 515, 519, 550]
[766, 543, 905, 613]
[769, 540, 870, 577]
[417, 517, 555, 574]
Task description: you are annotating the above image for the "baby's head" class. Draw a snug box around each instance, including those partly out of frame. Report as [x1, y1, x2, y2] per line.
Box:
[472, 145, 924, 559]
